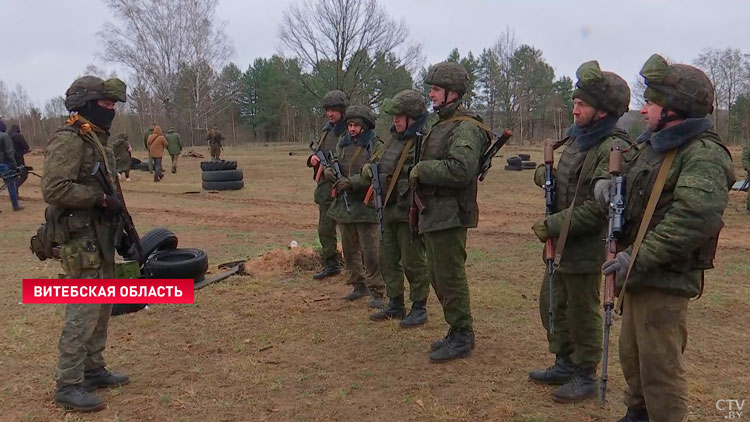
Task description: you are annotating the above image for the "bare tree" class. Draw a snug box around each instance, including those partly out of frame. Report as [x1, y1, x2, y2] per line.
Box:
[694, 48, 725, 131]
[0, 81, 9, 118]
[631, 74, 647, 108]
[278, 0, 422, 101]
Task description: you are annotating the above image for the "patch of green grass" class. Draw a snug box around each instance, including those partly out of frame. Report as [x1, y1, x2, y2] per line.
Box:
[159, 392, 171, 404]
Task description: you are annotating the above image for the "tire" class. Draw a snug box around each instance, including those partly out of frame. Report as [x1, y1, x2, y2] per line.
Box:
[506, 156, 522, 166]
[145, 248, 209, 279]
[522, 161, 537, 169]
[518, 153, 531, 161]
[504, 165, 523, 171]
[201, 160, 237, 171]
[202, 180, 244, 191]
[201, 169, 244, 182]
[130, 227, 178, 263]
[111, 303, 148, 316]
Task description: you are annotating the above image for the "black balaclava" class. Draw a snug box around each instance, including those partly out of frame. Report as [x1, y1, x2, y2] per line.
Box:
[79, 101, 116, 131]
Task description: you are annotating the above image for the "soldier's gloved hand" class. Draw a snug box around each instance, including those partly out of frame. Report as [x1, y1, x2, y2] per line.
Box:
[532, 219, 548, 242]
[307, 154, 320, 168]
[533, 165, 549, 188]
[100, 193, 124, 218]
[594, 179, 611, 210]
[602, 251, 630, 294]
[409, 164, 421, 188]
[361, 163, 373, 181]
[323, 167, 337, 183]
[333, 177, 352, 194]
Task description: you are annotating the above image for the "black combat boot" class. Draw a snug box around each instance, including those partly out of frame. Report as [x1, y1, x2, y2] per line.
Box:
[617, 407, 649, 422]
[55, 384, 105, 412]
[429, 327, 477, 352]
[429, 327, 474, 363]
[552, 366, 597, 403]
[528, 354, 575, 385]
[368, 293, 385, 309]
[82, 367, 130, 391]
[344, 284, 368, 301]
[312, 257, 340, 280]
[369, 295, 406, 321]
[400, 300, 427, 328]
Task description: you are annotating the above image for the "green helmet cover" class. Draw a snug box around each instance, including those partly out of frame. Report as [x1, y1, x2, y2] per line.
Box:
[640, 54, 714, 117]
[572, 60, 630, 117]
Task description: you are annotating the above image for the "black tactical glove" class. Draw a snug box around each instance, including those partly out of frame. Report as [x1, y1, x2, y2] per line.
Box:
[100, 194, 124, 218]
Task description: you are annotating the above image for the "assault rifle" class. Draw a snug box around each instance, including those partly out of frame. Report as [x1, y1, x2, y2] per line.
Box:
[409, 132, 425, 241]
[0, 165, 41, 191]
[601, 139, 626, 407]
[543, 139, 556, 336]
[328, 152, 351, 213]
[313, 150, 331, 182]
[91, 162, 145, 263]
[478, 129, 513, 181]
[363, 163, 384, 239]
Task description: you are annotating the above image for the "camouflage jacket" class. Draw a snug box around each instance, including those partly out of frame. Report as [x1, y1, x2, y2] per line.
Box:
[110, 136, 132, 173]
[327, 129, 382, 224]
[415, 101, 490, 233]
[623, 124, 734, 297]
[165, 130, 182, 155]
[310, 120, 346, 205]
[544, 125, 633, 274]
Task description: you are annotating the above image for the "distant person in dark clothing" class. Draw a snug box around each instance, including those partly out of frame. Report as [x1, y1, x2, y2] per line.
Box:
[0, 119, 23, 210]
[8, 124, 30, 191]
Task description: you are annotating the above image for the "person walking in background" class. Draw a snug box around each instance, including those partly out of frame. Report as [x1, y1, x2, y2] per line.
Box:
[165, 127, 182, 173]
[0, 119, 23, 211]
[147, 125, 168, 182]
[111, 132, 132, 181]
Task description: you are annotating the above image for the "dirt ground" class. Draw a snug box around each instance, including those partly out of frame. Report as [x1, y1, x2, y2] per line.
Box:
[1, 143, 748, 422]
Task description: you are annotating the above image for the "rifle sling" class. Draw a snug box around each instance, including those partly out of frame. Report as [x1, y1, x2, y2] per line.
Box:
[383, 138, 414, 206]
[615, 148, 677, 313]
[553, 148, 596, 267]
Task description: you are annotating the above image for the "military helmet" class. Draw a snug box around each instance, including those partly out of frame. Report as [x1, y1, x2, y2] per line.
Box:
[640, 54, 714, 117]
[344, 105, 377, 130]
[64, 76, 127, 112]
[322, 90, 349, 111]
[424, 62, 469, 96]
[382, 90, 427, 119]
[572, 61, 630, 117]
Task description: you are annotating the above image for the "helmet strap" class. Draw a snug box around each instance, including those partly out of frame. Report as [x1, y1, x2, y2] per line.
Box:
[655, 108, 683, 132]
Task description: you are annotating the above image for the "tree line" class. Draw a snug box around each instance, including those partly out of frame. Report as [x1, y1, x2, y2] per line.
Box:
[1, 0, 748, 151]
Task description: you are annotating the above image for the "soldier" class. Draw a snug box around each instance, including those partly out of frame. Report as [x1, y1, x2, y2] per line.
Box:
[307, 90, 348, 280]
[0, 119, 23, 211]
[165, 127, 182, 173]
[528, 61, 633, 403]
[42, 76, 131, 411]
[325, 104, 386, 308]
[365, 90, 431, 327]
[599, 54, 733, 422]
[207, 125, 224, 160]
[409, 62, 490, 362]
[110, 132, 132, 181]
[742, 141, 749, 214]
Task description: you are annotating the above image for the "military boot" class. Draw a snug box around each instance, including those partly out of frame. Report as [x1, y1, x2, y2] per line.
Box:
[400, 300, 427, 328]
[313, 257, 340, 280]
[369, 295, 406, 321]
[368, 293, 385, 309]
[344, 284, 368, 301]
[552, 366, 597, 403]
[429, 328, 474, 363]
[617, 407, 649, 422]
[82, 367, 130, 391]
[429, 327, 477, 352]
[528, 355, 574, 385]
[55, 384, 105, 412]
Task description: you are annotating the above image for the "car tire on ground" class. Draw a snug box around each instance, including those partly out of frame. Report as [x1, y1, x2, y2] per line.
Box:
[201, 169, 244, 182]
[201, 160, 237, 171]
[507, 156, 522, 166]
[504, 165, 523, 171]
[522, 161, 537, 169]
[111, 303, 148, 316]
[146, 248, 209, 279]
[518, 153, 531, 161]
[129, 227, 178, 263]
[202, 180, 244, 191]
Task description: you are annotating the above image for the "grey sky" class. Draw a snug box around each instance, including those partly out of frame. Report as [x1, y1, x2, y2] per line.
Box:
[2, 0, 749, 108]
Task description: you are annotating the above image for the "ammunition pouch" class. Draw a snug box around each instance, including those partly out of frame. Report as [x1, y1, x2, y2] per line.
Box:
[30, 223, 55, 261]
[693, 222, 722, 270]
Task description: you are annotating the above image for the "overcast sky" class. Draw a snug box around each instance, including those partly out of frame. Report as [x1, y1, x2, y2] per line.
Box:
[2, 0, 749, 108]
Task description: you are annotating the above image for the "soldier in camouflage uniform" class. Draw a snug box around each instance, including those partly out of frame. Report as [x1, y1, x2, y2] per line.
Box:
[325, 104, 386, 308]
[742, 142, 750, 213]
[42, 76, 131, 411]
[528, 61, 633, 403]
[364, 90, 431, 326]
[110, 132, 132, 181]
[207, 125, 224, 160]
[307, 90, 348, 279]
[600, 54, 734, 422]
[409, 62, 490, 362]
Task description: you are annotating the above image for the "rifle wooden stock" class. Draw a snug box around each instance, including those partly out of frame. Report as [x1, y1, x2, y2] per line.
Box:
[364, 185, 374, 205]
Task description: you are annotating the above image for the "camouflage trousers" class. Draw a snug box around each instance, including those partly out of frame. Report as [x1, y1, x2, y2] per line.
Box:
[620, 287, 689, 422]
[424, 227, 472, 330]
[538, 271, 602, 369]
[318, 200, 338, 261]
[170, 154, 179, 172]
[57, 236, 114, 387]
[339, 222, 384, 297]
[380, 220, 429, 303]
[210, 143, 221, 160]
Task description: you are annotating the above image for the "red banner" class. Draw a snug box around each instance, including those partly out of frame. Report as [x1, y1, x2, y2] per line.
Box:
[22, 279, 195, 304]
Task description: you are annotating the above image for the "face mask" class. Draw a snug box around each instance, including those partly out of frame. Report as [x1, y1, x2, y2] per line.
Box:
[80, 101, 116, 131]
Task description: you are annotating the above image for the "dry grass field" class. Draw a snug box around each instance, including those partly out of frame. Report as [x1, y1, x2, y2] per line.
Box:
[1, 143, 748, 422]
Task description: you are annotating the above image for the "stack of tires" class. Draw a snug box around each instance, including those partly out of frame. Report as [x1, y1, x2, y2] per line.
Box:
[201, 160, 244, 191]
[505, 154, 537, 171]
